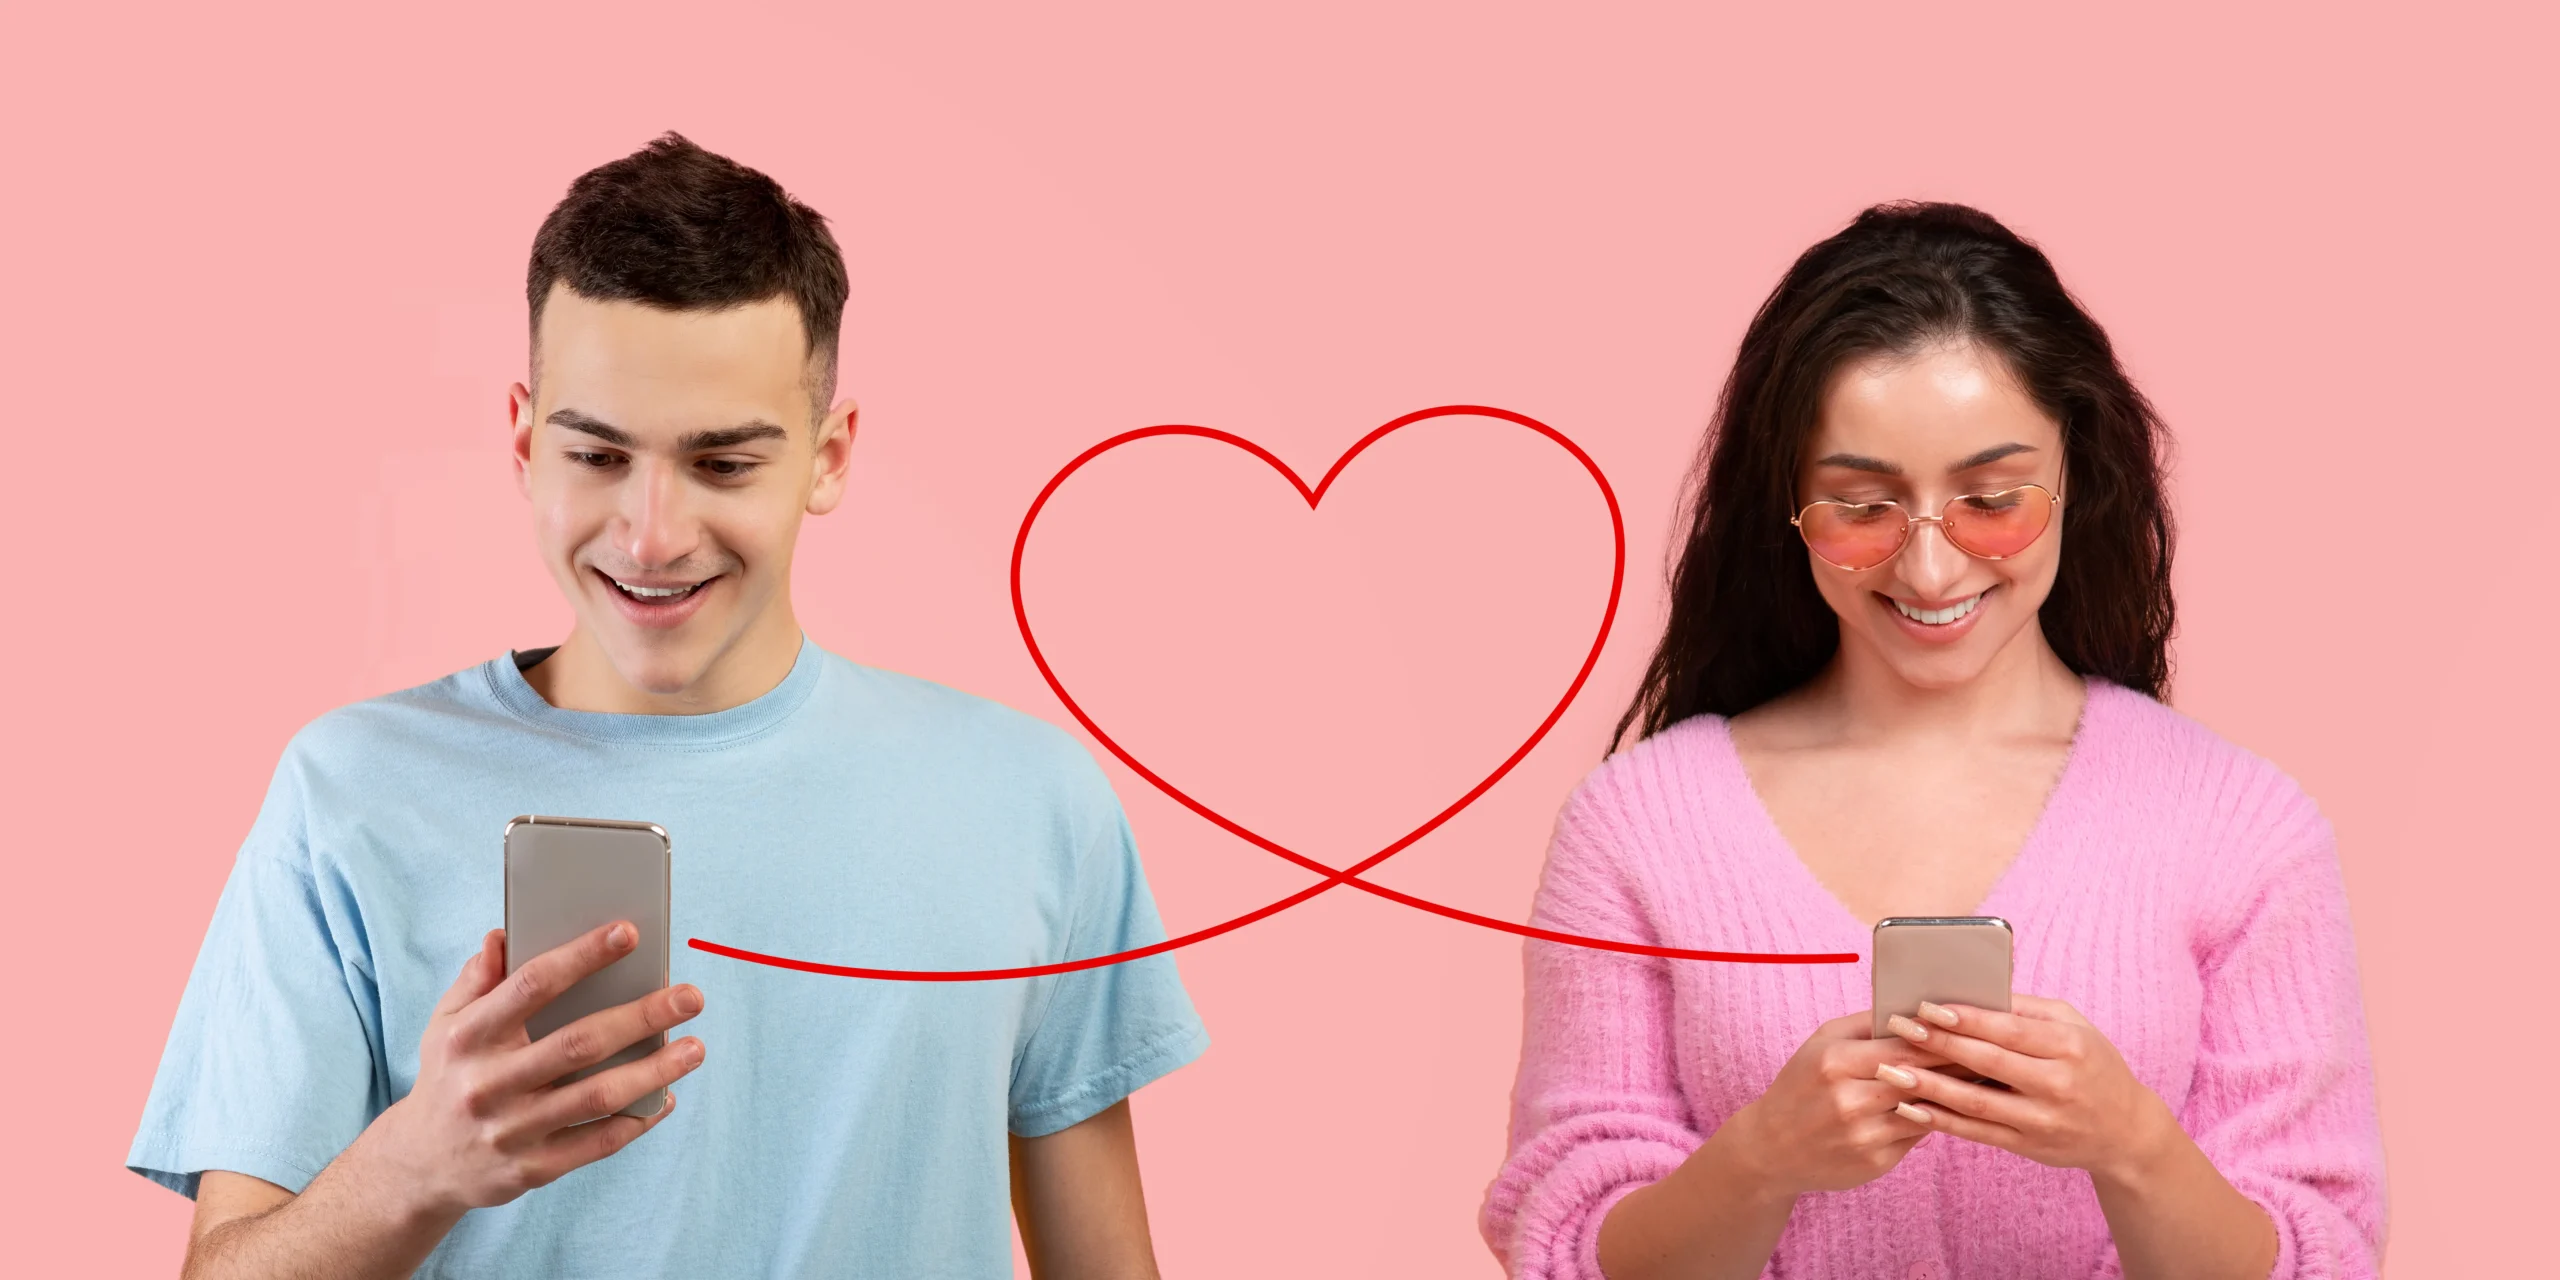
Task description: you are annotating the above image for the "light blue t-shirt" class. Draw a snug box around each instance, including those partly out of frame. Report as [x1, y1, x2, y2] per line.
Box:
[128, 638, 1208, 1278]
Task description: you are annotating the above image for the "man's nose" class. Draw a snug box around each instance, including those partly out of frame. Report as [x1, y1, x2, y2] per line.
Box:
[615, 459, 700, 569]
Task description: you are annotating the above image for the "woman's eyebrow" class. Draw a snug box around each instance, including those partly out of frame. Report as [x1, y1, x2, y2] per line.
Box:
[1812, 452, 1901, 475]
[1812, 442, 2039, 476]
[1949, 442, 2038, 471]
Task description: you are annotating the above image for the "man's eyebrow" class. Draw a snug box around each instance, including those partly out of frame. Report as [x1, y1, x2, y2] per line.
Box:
[543, 410, 788, 453]
[677, 423, 789, 452]
[546, 408, 633, 447]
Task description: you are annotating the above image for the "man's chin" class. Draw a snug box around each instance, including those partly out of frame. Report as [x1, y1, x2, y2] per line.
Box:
[584, 629, 726, 701]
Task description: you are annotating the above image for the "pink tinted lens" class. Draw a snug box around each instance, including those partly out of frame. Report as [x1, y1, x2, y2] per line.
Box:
[1943, 487, 2055, 559]
[1798, 503, 1910, 570]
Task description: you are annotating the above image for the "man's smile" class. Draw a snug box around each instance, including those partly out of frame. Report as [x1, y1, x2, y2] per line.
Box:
[592, 567, 721, 628]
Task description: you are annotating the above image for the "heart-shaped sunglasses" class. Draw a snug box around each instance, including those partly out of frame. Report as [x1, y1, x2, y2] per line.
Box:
[1791, 483, 2062, 572]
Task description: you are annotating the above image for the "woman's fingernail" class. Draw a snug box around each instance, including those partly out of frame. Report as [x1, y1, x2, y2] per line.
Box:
[1876, 1063, 1919, 1088]
[1919, 1001, 1960, 1028]
[1895, 1101, 1932, 1123]
[1887, 1014, 1930, 1042]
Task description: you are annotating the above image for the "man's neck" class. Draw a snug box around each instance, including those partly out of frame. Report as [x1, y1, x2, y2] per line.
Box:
[523, 609, 805, 716]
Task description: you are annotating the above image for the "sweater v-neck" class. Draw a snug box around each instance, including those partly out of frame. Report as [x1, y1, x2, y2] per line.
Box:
[1710, 678, 2112, 944]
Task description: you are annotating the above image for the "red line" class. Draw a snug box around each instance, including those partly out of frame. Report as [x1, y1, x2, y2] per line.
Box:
[688, 407, 1858, 979]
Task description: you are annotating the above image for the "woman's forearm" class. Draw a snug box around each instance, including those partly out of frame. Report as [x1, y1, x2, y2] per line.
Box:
[2091, 1114, 2278, 1280]
[1596, 1121, 1796, 1280]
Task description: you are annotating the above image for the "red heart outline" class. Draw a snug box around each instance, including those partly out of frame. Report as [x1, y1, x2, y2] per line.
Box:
[689, 405, 1856, 978]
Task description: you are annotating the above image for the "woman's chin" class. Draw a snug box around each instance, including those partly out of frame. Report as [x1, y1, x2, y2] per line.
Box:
[1857, 627, 2015, 692]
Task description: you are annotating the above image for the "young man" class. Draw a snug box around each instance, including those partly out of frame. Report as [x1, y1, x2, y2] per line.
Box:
[128, 133, 1208, 1279]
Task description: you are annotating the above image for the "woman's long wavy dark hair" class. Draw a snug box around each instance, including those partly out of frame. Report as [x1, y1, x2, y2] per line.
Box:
[1614, 202, 2175, 748]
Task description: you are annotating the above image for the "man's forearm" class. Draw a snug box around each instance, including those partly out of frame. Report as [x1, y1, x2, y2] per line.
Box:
[1010, 1100, 1161, 1280]
[185, 1138, 465, 1280]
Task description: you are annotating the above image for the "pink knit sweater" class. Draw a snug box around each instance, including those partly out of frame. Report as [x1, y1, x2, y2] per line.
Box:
[1482, 680, 2385, 1279]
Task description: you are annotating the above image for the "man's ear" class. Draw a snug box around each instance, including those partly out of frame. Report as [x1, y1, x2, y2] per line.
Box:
[806, 396, 858, 516]
[509, 382, 538, 498]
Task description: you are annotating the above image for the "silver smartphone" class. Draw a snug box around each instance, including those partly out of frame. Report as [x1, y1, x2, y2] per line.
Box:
[1871, 915, 2012, 1040]
[502, 815, 672, 1119]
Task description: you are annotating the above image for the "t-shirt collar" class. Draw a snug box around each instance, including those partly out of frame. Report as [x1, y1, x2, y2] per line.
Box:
[483, 634, 824, 746]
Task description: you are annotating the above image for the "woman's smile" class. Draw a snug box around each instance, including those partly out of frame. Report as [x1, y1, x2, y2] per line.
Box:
[1881, 586, 1991, 643]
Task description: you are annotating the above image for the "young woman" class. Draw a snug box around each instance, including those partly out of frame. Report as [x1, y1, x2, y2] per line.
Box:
[1481, 203, 2383, 1280]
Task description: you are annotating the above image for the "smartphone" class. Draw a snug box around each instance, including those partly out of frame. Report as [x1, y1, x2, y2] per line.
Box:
[1871, 916, 2012, 1040]
[502, 815, 672, 1119]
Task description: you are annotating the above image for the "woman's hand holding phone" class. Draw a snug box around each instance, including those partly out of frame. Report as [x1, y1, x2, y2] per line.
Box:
[1874, 994, 2177, 1178]
[1720, 1009, 1959, 1193]
[356, 923, 708, 1220]
[1878, 996, 2285, 1278]
[1598, 1010, 1961, 1280]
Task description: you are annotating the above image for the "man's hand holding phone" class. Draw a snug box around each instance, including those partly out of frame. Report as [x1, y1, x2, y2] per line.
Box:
[362, 921, 705, 1217]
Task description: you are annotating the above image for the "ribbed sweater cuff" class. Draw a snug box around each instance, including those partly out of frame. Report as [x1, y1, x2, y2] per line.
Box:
[1503, 1138, 1686, 1280]
[2229, 1171, 2380, 1280]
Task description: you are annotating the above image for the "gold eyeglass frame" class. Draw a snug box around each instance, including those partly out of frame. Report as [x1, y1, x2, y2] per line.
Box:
[1790, 483, 2064, 572]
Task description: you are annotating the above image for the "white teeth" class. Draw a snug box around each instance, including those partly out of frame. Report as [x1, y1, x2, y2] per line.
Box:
[612, 579, 698, 599]
[1893, 593, 1981, 625]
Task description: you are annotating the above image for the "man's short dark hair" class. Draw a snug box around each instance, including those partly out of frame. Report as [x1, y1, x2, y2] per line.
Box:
[528, 132, 848, 419]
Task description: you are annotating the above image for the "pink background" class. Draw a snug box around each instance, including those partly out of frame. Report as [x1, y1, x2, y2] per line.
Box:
[4, 3, 2551, 1274]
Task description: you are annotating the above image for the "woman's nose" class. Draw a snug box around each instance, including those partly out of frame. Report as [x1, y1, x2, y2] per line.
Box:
[1896, 518, 1970, 596]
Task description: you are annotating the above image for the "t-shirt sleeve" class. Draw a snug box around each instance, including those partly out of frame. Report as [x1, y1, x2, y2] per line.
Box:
[126, 744, 388, 1198]
[1005, 801, 1208, 1138]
